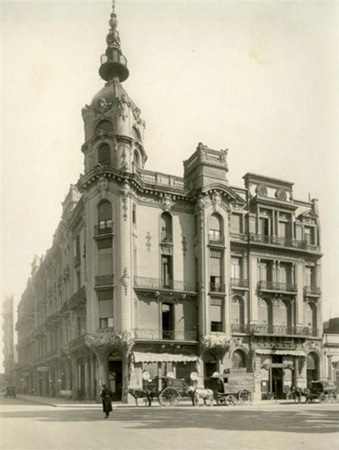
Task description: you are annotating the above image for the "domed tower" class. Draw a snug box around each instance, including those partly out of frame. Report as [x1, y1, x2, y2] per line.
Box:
[81, 1, 147, 174]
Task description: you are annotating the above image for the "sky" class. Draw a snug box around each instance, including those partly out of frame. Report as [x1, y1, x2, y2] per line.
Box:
[1, 0, 339, 370]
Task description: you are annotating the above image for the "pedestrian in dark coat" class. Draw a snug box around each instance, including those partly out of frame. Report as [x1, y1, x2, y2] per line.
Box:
[101, 384, 113, 418]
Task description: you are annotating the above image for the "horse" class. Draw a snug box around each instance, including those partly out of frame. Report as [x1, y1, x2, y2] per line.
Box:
[126, 388, 153, 407]
[186, 386, 214, 406]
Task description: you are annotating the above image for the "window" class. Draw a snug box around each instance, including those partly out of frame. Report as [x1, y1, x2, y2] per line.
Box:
[210, 298, 223, 332]
[231, 214, 242, 234]
[161, 212, 172, 242]
[209, 214, 223, 244]
[232, 350, 246, 369]
[99, 299, 114, 329]
[304, 227, 315, 245]
[161, 255, 173, 289]
[305, 303, 317, 331]
[279, 221, 289, 239]
[231, 257, 242, 281]
[305, 266, 315, 288]
[95, 120, 113, 135]
[98, 144, 111, 166]
[210, 251, 223, 292]
[258, 299, 271, 326]
[133, 150, 140, 168]
[162, 303, 174, 339]
[260, 260, 272, 283]
[279, 263, 292, 285]
[259, 217, 270, 236]
[98, 200, 113, 233]
[231, 297, 244, 328]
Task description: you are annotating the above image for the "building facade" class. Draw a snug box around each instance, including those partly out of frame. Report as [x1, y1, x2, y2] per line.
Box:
[15, 5, 323, 402]
[2, 296, 15, 384]
[323, 318, 339, 388]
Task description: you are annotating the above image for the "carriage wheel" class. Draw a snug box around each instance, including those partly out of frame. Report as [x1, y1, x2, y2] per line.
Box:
[159, 387, 180, 407]
[217, 396, 227, 406]
[225, 395, 236, 406]
[319, 393, 326, 403]
[238, 389, 252, 405]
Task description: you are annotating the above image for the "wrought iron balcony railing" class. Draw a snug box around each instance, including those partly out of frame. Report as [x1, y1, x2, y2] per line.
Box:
[304, 286, 321, 296]
[134, 277, 197, 292]
[95, 275, 114, 287]
[210, 282, 226, 293]
[249, 324, 319, 337]
[249, 234, 321, 251]
[160, 232, 173, 243]
[231, 323, 246, 333]
[134, 328, 198, 341]
[230, 278, 249, 288]
[258, 281, 297, 292]
[94, 225, 113, 236]
[208, 235, 225, 246]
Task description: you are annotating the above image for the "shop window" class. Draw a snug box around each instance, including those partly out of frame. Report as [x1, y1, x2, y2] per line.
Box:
[232, 350, 246, 369]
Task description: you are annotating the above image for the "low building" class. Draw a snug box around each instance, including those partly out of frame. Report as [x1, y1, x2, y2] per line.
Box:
[15, 4, 323, 402]
[323, 318, 339, 388]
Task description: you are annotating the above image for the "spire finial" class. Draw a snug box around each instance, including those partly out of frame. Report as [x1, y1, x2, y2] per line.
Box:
[99, 1, 129, 83]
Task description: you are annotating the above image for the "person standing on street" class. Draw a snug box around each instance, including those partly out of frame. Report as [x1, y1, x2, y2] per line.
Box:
[101, 384, 113, 418]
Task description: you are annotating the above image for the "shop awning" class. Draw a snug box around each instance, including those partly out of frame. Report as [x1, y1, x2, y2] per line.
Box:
[255, 349, 306, 357]
[132, 352, 198, 363]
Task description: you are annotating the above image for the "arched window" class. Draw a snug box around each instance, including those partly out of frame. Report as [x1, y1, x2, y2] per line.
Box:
[161, 212, 172, 242]
[98, 201, 112, 233]
[231, 297, 244, 332]
[232, 350, 246, 369]
[95, 120, 113, 135]
[306, 352, 319, 386]
[98, 144, 111, 166]
[258, 298, 271, 332]
[305, 302, 317, 334]
[133, 150, 140, 168]
[209, 213, 223, 244]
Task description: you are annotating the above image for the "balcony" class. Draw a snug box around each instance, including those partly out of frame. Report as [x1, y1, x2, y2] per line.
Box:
[160, 232, 173, 243]
[94, 225, 113, 237]
[249, 234, 321, 252]
[134, 328, 198, 341]
[230, 233, 248, 242]
[230, 278, 249, 289]
[304, 286, 321, 297]
[208, 235, 225, 246]
[249, 324, 320, 337]
[258, 281, 297, 293]
[95, 275, 115, 288]
[134, 277, 197, 293]
[231, 323, 246, 333]
[210, 282, 226, 293]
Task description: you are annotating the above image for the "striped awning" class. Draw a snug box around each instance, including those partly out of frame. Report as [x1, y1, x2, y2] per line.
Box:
[255, 349, 306, 357]
[132, 352, 198, 363]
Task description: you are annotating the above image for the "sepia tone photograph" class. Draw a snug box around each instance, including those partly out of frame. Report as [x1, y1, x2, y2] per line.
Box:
[1, 1, 339, 449]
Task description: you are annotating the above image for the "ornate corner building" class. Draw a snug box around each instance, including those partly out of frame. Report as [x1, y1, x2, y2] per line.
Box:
[15, 4, 323, 402]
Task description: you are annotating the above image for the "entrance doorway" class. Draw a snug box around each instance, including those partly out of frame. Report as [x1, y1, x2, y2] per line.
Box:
[108, 360, 122, 401]
[203, 352, 218, 381]
[271, 368, 284, 399]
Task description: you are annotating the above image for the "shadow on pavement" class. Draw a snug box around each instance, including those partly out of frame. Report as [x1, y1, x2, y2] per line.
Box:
[1, 405, 339, 434]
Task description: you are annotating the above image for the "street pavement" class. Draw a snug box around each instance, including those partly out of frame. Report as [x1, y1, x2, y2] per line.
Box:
[1, 395, 338, 450]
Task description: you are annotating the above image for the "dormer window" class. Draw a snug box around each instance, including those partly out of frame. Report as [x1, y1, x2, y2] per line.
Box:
[209, 213, 223, 245]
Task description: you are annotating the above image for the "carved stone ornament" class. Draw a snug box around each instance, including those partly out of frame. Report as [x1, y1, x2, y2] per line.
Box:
[182, 237, 187, 256]
[97, 176, 108, 198]
[211, 192, 222, 212]
[256, 184, 268, 197]
[120, 182, 130, 221]
[146, 232, 152, 251]
[160, 195, 174, 212]
[275, 188, 287, 202]
[121, 267, 129, 295]
[117, 94, 130, 122]
[196, 195, 206, 211]
[85, 330, 135, 355]
[200, 334, 230, 351]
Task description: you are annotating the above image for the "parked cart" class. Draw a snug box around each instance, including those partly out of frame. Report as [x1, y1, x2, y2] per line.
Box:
[304, 380, 337, 403]
[206, 369, 254, 406]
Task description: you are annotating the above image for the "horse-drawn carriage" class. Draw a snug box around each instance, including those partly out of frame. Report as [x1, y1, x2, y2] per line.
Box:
[304, 381, 337, 403]
[206, 369, 254, 406]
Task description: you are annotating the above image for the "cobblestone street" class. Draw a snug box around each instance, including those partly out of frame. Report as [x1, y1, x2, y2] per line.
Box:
[1, 396, 338, 450]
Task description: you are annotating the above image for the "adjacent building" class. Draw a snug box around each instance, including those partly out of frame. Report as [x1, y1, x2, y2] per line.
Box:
[323, 318, 339, 388]
[15, 5, 323, 402]
[2, 296, 15, 384]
